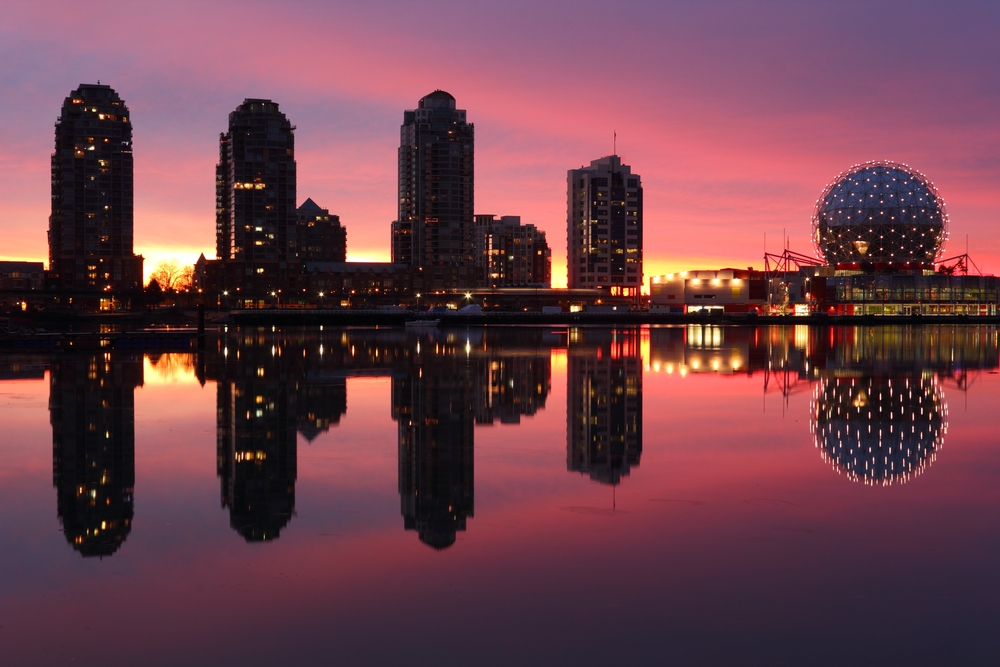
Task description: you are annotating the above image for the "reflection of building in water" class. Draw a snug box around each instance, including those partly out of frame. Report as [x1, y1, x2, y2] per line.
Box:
[811, 375, 947, 486]
[296, 375, 347, 442]
[648, 325, 770, 377]
[204, 327, 557, 547]
[394, 341, 474, 549]
[0, 355, 48, 380]
[474, 353, 550, 425]
[648, 324, 998, 387]
[216, 347, 297, 541]
[50, 353, 142, 557]
[567, 329, 642, 485]
[647, 325, 996, 485]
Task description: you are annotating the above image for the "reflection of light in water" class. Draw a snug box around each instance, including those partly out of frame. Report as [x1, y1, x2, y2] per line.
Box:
[686, 324, 722, 349]
[143, 353, 196, 383]
[794, 325, 809, 350]
[810, 375, 948, 486]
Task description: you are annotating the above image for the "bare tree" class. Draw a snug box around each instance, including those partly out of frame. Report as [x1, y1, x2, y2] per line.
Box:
[148, 260, 194, 292]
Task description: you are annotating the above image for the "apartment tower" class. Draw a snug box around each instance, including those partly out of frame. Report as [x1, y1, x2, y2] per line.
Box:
[392, 91, 475, 291]
[567, 155, 643, 294]
[216, 99, 297, 304]
[49, 84, 143, 298]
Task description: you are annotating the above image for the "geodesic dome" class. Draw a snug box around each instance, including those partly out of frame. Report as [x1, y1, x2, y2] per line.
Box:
[812, 161, 948, 268]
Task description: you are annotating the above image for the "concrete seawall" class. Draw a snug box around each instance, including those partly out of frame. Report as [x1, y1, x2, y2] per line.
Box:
[226, 309, 1000, 327]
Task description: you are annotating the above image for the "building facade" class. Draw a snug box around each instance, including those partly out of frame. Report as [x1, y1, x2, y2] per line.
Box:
[297, 198, 346, 263]
[567, 155, 643, 295]
[0, 261, 44, 291]
[474, 215, 551, 287]
[392, 90, 475, 291]
[49, 84, 143, 298]
[305, 261, 413, 306]
[216, 99, 298, 305]
[649, 269, 769, 314]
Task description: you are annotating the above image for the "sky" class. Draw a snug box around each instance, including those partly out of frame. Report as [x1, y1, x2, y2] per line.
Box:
[1, 0, 998, 287]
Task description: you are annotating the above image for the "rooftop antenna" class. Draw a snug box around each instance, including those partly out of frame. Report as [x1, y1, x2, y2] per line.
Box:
[613, 130, 617, 157]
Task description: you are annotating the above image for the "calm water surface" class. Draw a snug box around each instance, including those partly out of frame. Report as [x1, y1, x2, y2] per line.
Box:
[1, 325, 998, 666]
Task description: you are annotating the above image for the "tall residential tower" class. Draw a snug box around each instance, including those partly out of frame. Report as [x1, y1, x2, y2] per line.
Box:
[567, 155, 643, 294]
[392, 91, 475, 291]
[216, 99, 298, 304]
[49, 84, 143, 297]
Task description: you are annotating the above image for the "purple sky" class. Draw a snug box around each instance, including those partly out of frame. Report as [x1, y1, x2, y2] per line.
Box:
[1, 0, 997, 284]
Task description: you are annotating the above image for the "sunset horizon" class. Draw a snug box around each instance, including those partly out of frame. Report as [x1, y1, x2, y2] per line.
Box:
[2, 1, 997, 289]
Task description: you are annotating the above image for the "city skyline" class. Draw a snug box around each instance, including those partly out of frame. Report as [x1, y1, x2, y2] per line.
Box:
[2, 1, 999, 288]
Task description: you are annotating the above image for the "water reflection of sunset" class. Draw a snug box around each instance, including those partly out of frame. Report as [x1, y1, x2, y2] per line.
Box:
[2, 325, 998, 663]
[144, 353, 199, 385]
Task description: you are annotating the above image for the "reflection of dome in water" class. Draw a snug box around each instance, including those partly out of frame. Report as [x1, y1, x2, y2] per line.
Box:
[810, 375, 947, 486]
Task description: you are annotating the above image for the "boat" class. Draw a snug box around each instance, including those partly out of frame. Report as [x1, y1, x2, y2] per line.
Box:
[404, 318, 440, 328]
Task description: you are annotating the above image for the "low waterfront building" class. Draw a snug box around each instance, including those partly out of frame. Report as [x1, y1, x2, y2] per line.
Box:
[811, 272, 998, 316]
[0, 261, 45, 291]
[305, 262, 413, 306]
[0, 261, 46, 312]
[649, 269, 768, 314]
[651, 264, 998, 317]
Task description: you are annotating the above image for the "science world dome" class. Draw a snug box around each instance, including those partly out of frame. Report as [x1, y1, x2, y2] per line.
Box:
[810, 375, 947, 486]
[812, 160, 948, 269]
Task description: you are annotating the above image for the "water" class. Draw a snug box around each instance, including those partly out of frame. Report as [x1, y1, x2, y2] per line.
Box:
[1, 325, 998, 666]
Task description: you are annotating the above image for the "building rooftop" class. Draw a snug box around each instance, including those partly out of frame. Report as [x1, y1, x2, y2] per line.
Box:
[298, 198, 323, 213]
[419, 90, 456, 109]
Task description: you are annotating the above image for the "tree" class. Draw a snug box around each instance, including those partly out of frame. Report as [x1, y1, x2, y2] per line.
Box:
[148, 260, 194, 292]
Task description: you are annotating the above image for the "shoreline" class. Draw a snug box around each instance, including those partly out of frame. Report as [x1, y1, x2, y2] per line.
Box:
[2, 309, 999, 351]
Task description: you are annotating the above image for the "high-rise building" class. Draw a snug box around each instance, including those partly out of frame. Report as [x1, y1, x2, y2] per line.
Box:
[296, 198, 346, 263]
[474, 214, 551, 287]
[49, 84, 143, 298]
[392, 90, 475, 291]
[567, 155, 643, 294]
[216, 99, 298, 305]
